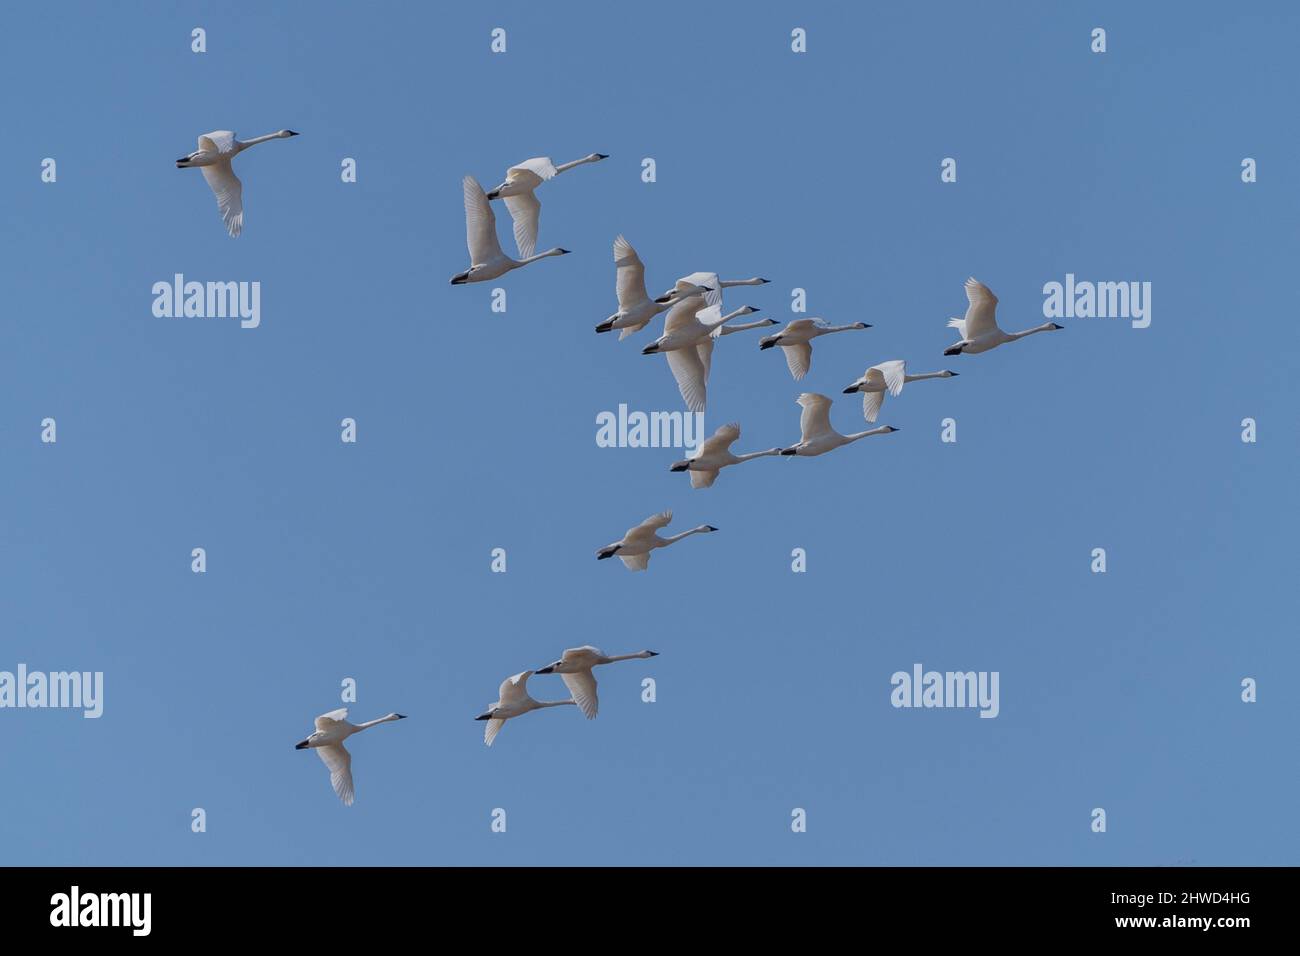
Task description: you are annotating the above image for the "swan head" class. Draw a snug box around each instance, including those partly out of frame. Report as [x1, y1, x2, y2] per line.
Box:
[940, 370, 958, 377]
[669, 459, 692, 472]
[759, 333, 781, 349]
[641, 340, 664, 355]
[736, 306, 760, 316]
[535, 661, 563, 675]
[640, 650, 660, 658]
[854, 322, 871, 329]
[1048, 323, 1064, 330]
[474, 709, 497, 721]
[546, 247, 572, 258]
[449, 270, 472, 285]
[590, 153, 610, 161]
[279, 129, 300, 138]
[695, 525, 719, 533]
[842, 381, 862, 394]
[385, 713, 408, 722]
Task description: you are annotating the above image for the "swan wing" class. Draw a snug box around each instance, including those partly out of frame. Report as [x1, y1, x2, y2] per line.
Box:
[663, 294, 706, 334]
[498, 671, 533, 705]
[690, 468, 720, 489]
[198, 131, 238, 156]
[463, 175, 503, 264]
[696, 337, 715, 378]
[504, 191, 541, 259]
[678, 272, 722, 310]
[484, 718, 506, 747]
[699, 422, 741, 457]
[797, 392, 834, 442]
[625, 510, 672, 542]
[782, 342, 812, 380]
[666, 346, 708, 413]
[614, 235, 649, 308]
[314, 708, 349, 731]
[562, 646, 604, 663]
[963, 277, 999, 337]
[200, 161, 243, 238]
[316, 743, 354, 806]
[861, 388, 886, 424]
[508, 157, 557, 185]
[873, 359, 907, 396]
[561, 670, 599, 719]
[619, 553, 650, 571]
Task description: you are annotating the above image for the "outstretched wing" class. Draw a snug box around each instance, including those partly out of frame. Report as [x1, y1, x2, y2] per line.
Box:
[782, 342, 812, 380]
[625, 510, 672, 543]
[197, 131, 238, 156]
[963, 277, 999, 337]
[507, 157, 557, 186]
[504, 191, 541, 259]
[200, 162, 243, 237]
[483, 718, 506, 747]
[619, 553, 651, 571]
[614, 235, 649, 308]
[314, 708, 349, 731]
[316, 743, 354, 806]
[698, 422, 740, 457]
[498, 671, 533, 705]
[797, 393, 834, 442]
[463, 176, 503, 264]
[561, 671, 599, 719]
[666, 346, 708, 413]
[690, 468, 720, 489]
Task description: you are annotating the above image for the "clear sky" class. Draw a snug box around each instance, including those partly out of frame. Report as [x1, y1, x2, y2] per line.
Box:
[1, 1, 1296, 866]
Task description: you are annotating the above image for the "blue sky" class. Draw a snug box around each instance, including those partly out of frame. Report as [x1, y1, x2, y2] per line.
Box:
[1, 1, 1296, 865]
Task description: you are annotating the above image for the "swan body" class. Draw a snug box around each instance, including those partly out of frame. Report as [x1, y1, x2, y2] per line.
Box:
[294, 708, 406, 806]
[842, 360, 958, 422]
[654, 274, 769, 305]
[780, 393, 898, 457]
[596, 510, 717, 571]
[595, 236, 709, 339]
[642, 294, 773, 412]
[944, 277, 1063, 355]
[670, 422, 781, 488]
[176, 129, 299, 237]
[759, 318, 870, 380]
[535, 646, 659, 719]
[485, 153, 608, 259]
[475, 670, 575, 746]
[451, 176, 571, 284]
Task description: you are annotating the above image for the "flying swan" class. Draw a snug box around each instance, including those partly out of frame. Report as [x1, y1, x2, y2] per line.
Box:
[842, 360, 957, 422]
[294, 708, 406, 806]
[475, 671, 576, 746]
[536, 646, 659, 719]
[759, 318, 870, 380]
[596, 510, 717, 571]
[944, 277, 1063, 356]
[450, 176, 570, 284]
[485, 154, 608, 259]
[780, 392, 898, 457]
[670, 422, 781, 488]
[176, 129, 299, 237]
[595, 236, 710, 339]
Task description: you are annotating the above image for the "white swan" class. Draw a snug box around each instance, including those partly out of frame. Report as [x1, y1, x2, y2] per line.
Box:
[450, 176, 571, 284]
[535, 646, 659, 719]
[596, 510, 717, 571]
[485, 154, 608, 259]
[642, 298, 774, 412]
[670, 422, 782, 488]
[654, 274, 769, 304]
[294, 708, 406, 806]
[759, 318, 870, 380]
[842, 360, 958, 422]
[595, 236, 710, 339]
[176, 129, 298, 237]
[475, 671, 575, 746]
[944, 277, 1063, 355]
[780, 393, 898, 457]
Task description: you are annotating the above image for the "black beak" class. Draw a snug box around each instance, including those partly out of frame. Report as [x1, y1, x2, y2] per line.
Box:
[780, 448, 796, 456]
[450, 274, 468, 285]
[948, 371, 959, 376]
[395, 714, 408, 719]
[596, 153, 609, 159]
[558, 248, 572, 254]
[653, 294, 673, 303]
[842, 385, 858, 394]
[705, 526, 719, 531]
[647, 651, 660, 657]
[886, 426, 900, 432]
[474, 713, 492, 721]
[670, 461, 690, 472]
[486, 190, 500, 200]
[294, 740, 309, 750]
[759, 340, 777, 350]
[1051, 323, 1064, 330]
[536, 666, 555, 675]
[641, 344, 659, 355]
